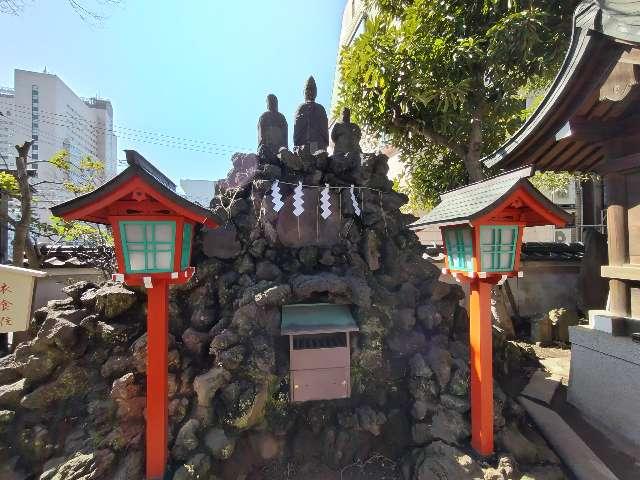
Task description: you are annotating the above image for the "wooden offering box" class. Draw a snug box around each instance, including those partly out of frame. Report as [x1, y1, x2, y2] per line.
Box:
[281, 304, 359, 402]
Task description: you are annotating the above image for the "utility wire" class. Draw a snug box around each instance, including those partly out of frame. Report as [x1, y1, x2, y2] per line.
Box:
[9, 104, 252, 152]
[9, 111, 247, 157]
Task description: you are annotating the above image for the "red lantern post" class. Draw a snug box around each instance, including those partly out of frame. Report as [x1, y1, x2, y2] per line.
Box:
[52, 151, 219, 479]
[413, 167, 570, 455]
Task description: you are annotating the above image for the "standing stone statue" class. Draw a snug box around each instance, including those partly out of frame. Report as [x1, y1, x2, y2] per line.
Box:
[331, 107, 361, 156]
[293, 76, 329, 152]
[258, 94, 288, 157]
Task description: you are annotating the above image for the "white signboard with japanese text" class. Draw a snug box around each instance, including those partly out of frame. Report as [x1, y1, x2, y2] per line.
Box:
[0, 265, 46, 333]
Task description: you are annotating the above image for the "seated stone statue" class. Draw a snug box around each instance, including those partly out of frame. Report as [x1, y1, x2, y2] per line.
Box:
[293, 76, 329, 152]
[331, 107, 361, 156]
[258, 94, 288, 157]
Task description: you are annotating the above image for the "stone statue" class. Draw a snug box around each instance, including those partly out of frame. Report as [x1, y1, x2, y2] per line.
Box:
[257, 94, 288, 156]
[293, 76, 329, 152]
[331, 107, 361, 156]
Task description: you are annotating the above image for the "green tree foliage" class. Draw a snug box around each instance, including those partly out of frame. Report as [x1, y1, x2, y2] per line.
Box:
[338, 0, 580, 208]
[2, 148, 113, 268]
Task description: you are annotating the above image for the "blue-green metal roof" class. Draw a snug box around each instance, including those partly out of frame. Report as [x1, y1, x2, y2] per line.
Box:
[281, 303, 359, 335]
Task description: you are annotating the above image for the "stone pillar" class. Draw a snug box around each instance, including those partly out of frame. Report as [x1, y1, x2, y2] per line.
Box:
[604, 173, 630, 316]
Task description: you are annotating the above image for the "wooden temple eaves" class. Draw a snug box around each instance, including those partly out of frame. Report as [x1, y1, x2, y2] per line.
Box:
[483, 1, 640, 174]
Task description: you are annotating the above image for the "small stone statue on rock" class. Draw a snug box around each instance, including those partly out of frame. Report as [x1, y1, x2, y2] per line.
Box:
[293, 76, 329, 152]
[258, 94, 288, 158]
[331, 107, 361, 156]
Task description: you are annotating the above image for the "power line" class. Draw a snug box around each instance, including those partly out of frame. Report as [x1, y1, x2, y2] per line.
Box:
[8, 112, 248, 156]
[8, 103, 253, 152]
[9, 110, 248, 157]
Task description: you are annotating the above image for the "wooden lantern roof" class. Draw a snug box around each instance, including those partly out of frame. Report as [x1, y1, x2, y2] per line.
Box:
[483, 1, 640, 174]
[51, 150, 221, 227]
[412, 167, 571, 228]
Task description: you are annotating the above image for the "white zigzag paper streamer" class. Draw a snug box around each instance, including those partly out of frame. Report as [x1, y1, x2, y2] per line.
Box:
[320, 184, 331, 219]
[271, 180, 284, 212]
[293, 181, 305, 217]
[350, 185, 361, 216]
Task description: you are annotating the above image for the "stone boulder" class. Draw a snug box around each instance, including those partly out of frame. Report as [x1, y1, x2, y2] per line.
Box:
[93, 283, 137, 319]
[0, 378, 27, 409]
[204, 428, 236, 460]
[172, 419, 201, 461]
[431, 408, 470, 445]
[21, 365, 89, 410]
[193, 368, 231, 407]
[202, 224, 242, 259]
[407, 441, 484, 480]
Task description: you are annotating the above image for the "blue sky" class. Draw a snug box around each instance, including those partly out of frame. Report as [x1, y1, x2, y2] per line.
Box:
[0, 0, 346, 184]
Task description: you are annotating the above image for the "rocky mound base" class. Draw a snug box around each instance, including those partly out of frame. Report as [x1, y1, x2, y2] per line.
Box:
[0, 148, 567, 479]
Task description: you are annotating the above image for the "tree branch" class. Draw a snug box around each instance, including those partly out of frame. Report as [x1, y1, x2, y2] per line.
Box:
[391, 106, 467, 159]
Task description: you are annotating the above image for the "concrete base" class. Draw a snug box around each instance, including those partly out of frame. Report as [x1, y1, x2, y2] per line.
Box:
[568, 325, 640, 449]
[518, 397, 619, 480]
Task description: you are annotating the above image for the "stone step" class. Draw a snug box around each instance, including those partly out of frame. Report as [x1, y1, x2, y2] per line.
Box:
[521, 369, 561, 405]
[518, 396, 619, 480]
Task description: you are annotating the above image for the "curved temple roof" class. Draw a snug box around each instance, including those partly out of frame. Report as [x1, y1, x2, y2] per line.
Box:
[483, 1, 640, 173]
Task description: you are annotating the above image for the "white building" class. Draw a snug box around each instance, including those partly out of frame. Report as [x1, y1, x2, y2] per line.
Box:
[0, 69, 117, 227]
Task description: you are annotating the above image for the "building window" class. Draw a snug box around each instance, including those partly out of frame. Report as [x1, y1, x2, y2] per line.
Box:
[32, 135, 38, 141]
[32, 153, 38, 161]
[32, 144, 38, 151]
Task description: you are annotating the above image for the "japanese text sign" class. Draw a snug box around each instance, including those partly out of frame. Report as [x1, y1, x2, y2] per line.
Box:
[0, 265, 46, 333]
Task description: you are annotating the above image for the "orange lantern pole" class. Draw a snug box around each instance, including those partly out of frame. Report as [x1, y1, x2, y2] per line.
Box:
[146, 278, 169, 479]
[413, 167, 571, 457]
[50, 151, 220, 479]
[469, 279, 494, 455]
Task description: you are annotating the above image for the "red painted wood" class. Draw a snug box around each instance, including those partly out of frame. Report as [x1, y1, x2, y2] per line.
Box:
[469, 279, 494, 456]
[473, 188, 569, 227]
[59, 177, 217, 227]
[146, 279, 169, 479]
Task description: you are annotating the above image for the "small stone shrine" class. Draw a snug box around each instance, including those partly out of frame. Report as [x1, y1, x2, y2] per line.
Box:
[0, 76, 568, 480]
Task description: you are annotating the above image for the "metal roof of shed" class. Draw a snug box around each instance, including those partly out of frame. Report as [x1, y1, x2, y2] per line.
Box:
[281, 303, 359, 335]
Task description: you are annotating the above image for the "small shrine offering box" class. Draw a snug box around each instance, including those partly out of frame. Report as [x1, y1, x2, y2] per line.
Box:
[0, 264, 46, 333]
[281, 303, 359, 402]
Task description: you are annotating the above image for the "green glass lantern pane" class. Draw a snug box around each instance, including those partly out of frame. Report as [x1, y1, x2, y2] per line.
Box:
[119, 220, 176, 274]
[444, 226, 473, 271]
[124, 223, 144, 242]
[129, 251, 146, 271]
[478, 225, 518, 272]
[155, 223, 173, 242]
[181, 223, 193, 270]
